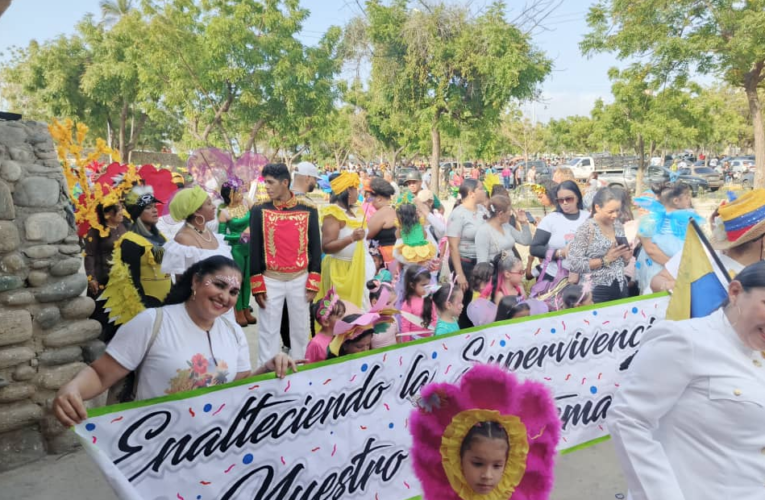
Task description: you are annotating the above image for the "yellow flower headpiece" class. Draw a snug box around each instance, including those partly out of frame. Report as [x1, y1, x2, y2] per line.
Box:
[49, 119, 134, 237]
[440, 409, 529, 500]
[330, 171, 360, 195]
[528, 183, 548, 196]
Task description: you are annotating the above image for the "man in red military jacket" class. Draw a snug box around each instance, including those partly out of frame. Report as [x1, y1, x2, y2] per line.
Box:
[250, 163, 321, 364]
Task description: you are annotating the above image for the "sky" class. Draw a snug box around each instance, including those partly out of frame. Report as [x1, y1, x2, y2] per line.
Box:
[0, 0, 623, 122]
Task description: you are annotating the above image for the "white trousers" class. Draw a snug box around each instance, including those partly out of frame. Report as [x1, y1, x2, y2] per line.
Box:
[257, 275, 310, 366]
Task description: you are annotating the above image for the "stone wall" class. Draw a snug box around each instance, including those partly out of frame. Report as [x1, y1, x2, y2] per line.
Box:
[0, 120, 105, 471]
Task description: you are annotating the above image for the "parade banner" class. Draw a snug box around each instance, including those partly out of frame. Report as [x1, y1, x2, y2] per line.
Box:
[75, 294, 669, 500]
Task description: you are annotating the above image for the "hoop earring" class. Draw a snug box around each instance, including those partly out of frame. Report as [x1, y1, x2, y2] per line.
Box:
[194, 214, 206, 227]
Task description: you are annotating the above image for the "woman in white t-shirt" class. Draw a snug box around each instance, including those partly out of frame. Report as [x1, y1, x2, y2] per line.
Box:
[529, 180, 590, 283]
[52, 255, 298, 427]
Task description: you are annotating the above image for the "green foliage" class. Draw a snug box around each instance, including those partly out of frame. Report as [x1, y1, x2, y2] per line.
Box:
[140, 0, 342, 160]
[1, 11, 179, 158]
[359, 0, 551, 192]
[582, 0, 765, 186]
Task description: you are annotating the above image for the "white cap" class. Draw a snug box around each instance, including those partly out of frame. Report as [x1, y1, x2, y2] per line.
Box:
[294, 161, 320, 178]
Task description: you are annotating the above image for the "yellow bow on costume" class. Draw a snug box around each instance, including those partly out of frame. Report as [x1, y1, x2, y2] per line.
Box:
[330, 172, 360, 195]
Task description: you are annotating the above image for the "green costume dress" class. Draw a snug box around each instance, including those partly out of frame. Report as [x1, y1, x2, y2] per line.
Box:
[218, 206, 252, 312]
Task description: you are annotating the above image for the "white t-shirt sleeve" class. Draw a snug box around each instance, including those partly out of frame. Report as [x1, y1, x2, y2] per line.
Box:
[105, 309, 157, 371]
[233, 324, 252, 373]
[664, 251, 682, 279]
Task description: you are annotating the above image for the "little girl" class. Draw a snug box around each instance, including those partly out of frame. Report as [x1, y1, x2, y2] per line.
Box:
[367, 279, 399, 348]
[400, 266, 437, 341]
[306, 287, 346, 363]
[494, 296, 530, 321]
[470, 263, 494, 300]
[492, 251, 525, 305]
[467, 263, 497, 326]
[409, 364, 560, 500]
[556, 284, 594, 310]
[327, 312, 376, 358]
[394, 203, 437, 266]
[433, 283, 464, 336]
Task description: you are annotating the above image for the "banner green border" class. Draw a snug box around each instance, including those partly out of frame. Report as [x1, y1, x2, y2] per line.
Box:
[86, 292, 669, 455]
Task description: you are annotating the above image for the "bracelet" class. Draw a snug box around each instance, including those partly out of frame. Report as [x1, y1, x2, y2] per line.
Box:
[601, 257, 608, 268]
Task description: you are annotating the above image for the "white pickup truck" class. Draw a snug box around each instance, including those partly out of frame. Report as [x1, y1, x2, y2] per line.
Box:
[565, 155, 639, 181]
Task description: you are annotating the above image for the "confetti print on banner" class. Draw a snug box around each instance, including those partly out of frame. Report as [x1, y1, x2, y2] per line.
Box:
[110, 416, 123, 424]
[212, 404, 225, 416]
[203, 404, 212, 413]
[224, 464, 236, 473]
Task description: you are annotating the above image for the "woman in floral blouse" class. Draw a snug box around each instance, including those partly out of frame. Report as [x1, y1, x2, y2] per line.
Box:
[567, 187, 633, 303]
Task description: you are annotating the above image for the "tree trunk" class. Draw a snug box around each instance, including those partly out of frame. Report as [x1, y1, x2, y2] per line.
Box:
[744, 83, 765, 188]
[634, 134, 646, 195]
[118, 101, 129, 160]
[430, 124, 441, 196]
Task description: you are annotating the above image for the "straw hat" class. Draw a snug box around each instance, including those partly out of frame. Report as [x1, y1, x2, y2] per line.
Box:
[711, 188, 765, 250]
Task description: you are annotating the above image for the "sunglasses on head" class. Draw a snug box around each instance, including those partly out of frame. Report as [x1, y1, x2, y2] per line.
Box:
[557, 196, 576, 205]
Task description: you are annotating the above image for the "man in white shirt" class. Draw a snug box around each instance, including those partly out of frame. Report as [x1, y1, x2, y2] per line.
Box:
[291, 161, 319, 197]
[650, 189, 765, 293]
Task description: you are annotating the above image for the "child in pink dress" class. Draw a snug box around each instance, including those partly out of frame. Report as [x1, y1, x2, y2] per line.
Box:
[399, 266, 437, 342]
[306, 287, 346, 363]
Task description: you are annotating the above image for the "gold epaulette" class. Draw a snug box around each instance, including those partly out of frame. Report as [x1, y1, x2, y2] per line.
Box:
[296, 194, 316, 208]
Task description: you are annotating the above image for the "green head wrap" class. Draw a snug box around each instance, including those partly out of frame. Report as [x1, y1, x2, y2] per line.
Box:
[169, 186, 209, 222]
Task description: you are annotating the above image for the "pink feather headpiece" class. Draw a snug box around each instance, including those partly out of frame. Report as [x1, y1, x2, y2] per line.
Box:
[409, 363, 560, 500]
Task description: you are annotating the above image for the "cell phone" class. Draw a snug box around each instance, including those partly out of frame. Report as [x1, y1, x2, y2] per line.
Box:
[525, 211, 536, 225]
[615, 236, 629, 247]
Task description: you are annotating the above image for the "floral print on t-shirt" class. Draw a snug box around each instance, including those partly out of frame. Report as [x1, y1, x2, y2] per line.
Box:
[165, 353, 230, 394]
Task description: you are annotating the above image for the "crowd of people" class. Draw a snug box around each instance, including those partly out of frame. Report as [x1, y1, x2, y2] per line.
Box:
[50, 154, 765, 500]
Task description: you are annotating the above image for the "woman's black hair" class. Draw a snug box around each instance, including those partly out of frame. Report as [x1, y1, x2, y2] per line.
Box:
[396, 203, 419, 237]
[460, 421, 509, 457]
[456, 178, 480, 207]
[590, 187, 621, 217]
[164, 255, 242, 305]
[651, 181, 691, 207]
[403, 266, 433, 328]
[96, 203, 121, 226]
[553, 180, 584, 213]
[471, 262, 494, 291]
[541, 180, 558, 205]
[722, 261, 765, 307]
[328, 173, 352, 208]
[610, 186, 634, 222]
[370, 176, 395, 198]
[221, 184, 233, 205]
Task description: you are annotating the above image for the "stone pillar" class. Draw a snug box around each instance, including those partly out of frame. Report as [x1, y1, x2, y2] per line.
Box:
[0, 120, 106, 471]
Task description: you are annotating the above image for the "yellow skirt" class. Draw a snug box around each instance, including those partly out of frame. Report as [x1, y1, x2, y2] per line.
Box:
[317, 240, 368, 309]
[395, 241, 437, 265]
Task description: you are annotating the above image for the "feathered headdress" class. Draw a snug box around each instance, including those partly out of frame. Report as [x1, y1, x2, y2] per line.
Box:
[49, 119, 137, 237]
[410, 364, 560, 500]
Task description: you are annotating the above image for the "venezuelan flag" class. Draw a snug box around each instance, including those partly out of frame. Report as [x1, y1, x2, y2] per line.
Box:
[665, 222, 729, 320]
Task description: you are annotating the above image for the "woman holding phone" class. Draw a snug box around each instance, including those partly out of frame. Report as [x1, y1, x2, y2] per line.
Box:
[567, 187, 632, 303]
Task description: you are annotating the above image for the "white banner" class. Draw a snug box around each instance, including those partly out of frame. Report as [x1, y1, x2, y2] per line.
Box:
[75, 294, 668, 500]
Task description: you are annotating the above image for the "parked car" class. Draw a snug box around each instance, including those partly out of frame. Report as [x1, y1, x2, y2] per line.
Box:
[517, 160, 553, 183]
[599, 166, 710, 197]
[676, 166, 723, 191]
[729, 158, 754, 176]
[565, 154, 639, 180]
